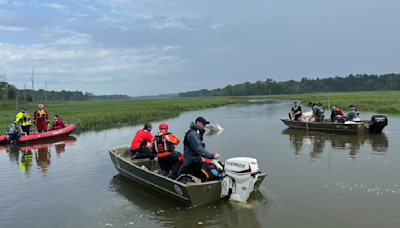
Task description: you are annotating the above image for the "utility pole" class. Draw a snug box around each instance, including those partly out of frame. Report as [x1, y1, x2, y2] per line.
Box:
[16, 92, 19, 110]
[23, 80, 28, 101]
[45, 81, 47, 101]
[31, 65, 35, 103]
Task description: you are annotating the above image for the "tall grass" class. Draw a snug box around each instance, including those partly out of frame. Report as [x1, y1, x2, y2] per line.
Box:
[0, 97, 246, 132]
[253, 91, 400, 114]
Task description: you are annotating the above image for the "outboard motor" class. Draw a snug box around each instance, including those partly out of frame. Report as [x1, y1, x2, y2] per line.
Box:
[370, 114, 388, 133]
[220, 157, 260, 203]
[6, 125, 20, 144]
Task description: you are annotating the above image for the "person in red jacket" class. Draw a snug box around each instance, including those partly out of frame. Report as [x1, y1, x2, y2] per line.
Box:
[49, 115, 64, 130]
[131, 123, 154, 159]
[33, 104, 49, 132]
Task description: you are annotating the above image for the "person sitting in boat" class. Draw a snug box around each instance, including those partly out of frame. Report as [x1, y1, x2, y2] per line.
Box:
[346, 105, 358, 121]
[330, 106, 345, 122]
[181, 117, 220, 182]
[289, 101, 302, 121]
[14, 107, 32, 135]
[49, 115, 64, 130]
[33, 104, 49, 132]
[153, 122, 181, 175]
[131, 123, 154, 159]
[308, 102, 324, 122]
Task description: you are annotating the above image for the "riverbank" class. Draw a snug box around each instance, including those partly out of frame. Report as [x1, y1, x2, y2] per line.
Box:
[0, 97, 247, 132]
[250, 91, 400, 114]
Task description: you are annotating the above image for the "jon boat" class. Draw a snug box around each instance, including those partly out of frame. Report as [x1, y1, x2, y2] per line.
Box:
[108, 147, 267, 206]
[0, 124, 76, 144]
[281, 114, 388, 134]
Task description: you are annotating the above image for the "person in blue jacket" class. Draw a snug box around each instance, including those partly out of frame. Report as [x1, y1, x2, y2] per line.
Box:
[182, 117, 220, 181]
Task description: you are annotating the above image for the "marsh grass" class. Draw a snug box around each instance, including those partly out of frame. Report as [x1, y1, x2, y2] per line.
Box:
[0, 97, 246, 132]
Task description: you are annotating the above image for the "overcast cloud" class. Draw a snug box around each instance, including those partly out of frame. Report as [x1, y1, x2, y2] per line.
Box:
[1, 0, 400, 96]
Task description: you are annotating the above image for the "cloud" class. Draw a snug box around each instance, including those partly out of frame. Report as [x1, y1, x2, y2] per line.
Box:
[32, 1, 70, 13]
[13, 1, 25, 6]
[0, 0, 7, 5]
[0, 25, 29, 31]
[210, 22, 224, 30]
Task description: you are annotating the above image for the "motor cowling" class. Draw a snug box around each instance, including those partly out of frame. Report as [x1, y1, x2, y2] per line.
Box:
[370, 114, 388, 133]
[221, 157, 260, 203]
[6, 125, 19, 144]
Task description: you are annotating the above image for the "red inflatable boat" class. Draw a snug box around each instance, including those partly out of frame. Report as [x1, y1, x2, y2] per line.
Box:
[0, 124, 76, 144]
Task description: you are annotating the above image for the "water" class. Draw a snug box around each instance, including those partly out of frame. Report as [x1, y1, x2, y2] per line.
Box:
[1, 99, 400, 228]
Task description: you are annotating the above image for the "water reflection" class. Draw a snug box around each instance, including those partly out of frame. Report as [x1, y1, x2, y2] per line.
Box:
[282, 129, 388, 159]
[4, 137, 77, 177]
[108, 175, 267, 228]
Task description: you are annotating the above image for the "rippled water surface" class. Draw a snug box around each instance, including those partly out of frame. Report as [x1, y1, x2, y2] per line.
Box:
[1, 99, 399, 228]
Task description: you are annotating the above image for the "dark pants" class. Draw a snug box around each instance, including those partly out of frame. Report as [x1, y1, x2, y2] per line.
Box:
[158, 151, 181, 173]
[131, 147, 153, 159]
[289, 113, 302, 120]
[182, 160, 212, 181]
[315, 114, 324, 122]
[21, 126, 30, 135]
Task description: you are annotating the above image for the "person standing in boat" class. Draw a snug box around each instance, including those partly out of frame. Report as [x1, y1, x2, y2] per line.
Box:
[49, 115, 64, 130]
[346, 105, 358, 121]
[182, 117, 220, 181]
[153, 122, 181, 175]
[33, 104, 49, 132]
[289, 101, 302, 121]
[308, 102, 324, 122]
[131, 123, 154, 159]
[14, 107, 32, 135]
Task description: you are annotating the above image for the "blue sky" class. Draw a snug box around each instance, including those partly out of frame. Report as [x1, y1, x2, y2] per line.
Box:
[1, 0, 400, 96]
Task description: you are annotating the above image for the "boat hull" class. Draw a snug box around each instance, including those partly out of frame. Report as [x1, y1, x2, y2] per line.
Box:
[0, 124, 76, 144]
[281, 118, 371, 134]
[109, 147, 267, 206]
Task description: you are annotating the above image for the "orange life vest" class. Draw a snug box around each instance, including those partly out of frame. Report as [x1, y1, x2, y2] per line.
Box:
[153, 131, 180, 157]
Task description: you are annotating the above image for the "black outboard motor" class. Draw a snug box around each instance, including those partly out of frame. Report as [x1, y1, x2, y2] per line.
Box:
[6, 125, 20, 144]
[370, 115, 388, 133]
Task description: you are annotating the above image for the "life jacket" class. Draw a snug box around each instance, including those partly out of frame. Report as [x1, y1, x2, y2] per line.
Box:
[36, 110, 47, 119]
[154, 132, 173, 153]
[16, 112, 31, 126]
[292, 106, 299, 111]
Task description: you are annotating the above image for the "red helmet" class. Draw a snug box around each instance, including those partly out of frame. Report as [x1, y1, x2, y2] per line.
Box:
[159, 122, 169, 130]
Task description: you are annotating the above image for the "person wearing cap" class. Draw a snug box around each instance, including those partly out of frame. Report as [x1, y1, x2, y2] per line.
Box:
[308, 102, 324, 122]
[182, 117, 220, 181]
[130, 123, 154, 159]
[153, 122, 181, 175]
[347, 105, 358, 121]
[289, 101, 302, 120]
[14, 107, 32, 135]
[49, 115, 65, 130]
[330, 106, 345, 122]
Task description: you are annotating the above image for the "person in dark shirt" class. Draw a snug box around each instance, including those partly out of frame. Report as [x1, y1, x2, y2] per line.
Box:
[289, 102, 302, 120]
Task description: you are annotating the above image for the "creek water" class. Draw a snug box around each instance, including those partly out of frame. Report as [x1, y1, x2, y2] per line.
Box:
[1, 99, 399, 228]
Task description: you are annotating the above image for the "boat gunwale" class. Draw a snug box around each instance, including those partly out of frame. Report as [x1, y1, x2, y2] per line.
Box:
[108, 147, 267, 189]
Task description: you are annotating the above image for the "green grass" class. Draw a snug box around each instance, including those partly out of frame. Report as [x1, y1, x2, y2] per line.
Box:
[0, 97, 247, 132]
[251, 91, 400, 114]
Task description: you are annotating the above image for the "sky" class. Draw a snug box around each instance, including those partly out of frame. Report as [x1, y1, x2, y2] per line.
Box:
[1, 0, 400, 96]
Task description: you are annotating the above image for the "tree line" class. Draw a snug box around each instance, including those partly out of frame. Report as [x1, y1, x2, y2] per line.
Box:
[178, 73, 400, 97]
[0, 75, 130, 102]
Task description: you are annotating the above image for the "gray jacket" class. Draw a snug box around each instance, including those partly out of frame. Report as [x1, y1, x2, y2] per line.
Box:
[347, 110, 358, 120]
[183, 122, 215, 167]
[312, 105, 324, 115]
